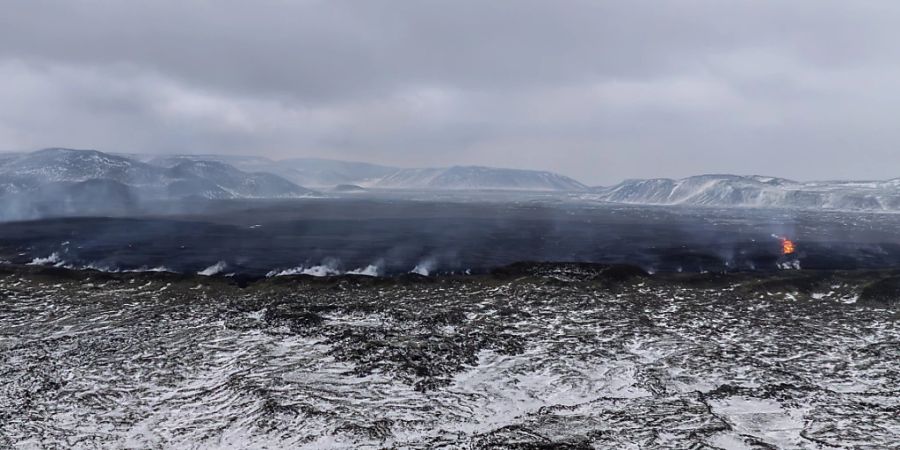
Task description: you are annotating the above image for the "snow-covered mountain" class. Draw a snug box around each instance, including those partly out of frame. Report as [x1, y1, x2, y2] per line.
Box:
[145, 155, 397, 188]
[156, 158, 314, 198]
[590, 174, 900, 211]
[373, 166, 588, 191]
[139, 154, 587, 191]
[0, 148, 314, 202]
[4, 148, 171, 186]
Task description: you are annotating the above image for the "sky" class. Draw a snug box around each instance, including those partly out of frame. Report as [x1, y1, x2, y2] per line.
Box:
[2, 1, 900, 185]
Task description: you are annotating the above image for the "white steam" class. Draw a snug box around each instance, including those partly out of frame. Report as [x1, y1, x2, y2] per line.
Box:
[267, 260, 383, 277]
[347, 264, 380, 277]
[411, 259, 437, 276]
[778, 260, 801, 270]
[267, 263, 341, 277]
[28, 253, 63, 266]
[126, 266, 175, 273]
[198, 261, 228, 276]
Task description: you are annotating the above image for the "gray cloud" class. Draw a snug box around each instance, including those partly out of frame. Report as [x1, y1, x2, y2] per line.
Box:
[2, 0, 900, 184]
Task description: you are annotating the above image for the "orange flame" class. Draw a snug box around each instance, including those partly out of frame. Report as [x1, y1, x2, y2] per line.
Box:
[781, 238, 796, 255]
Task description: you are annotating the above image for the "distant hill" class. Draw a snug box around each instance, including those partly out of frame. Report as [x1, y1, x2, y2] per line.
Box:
[373, 166, 588, 191]
[589, 174, 900, 211]
[146, 155, 396, 188]
[278, 158, 399, 187]
[154, 158, 315, 198]
[331, 184, 367, 193]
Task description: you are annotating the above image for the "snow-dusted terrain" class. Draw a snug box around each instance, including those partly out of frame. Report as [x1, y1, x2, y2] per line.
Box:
[589, 174, 900, 212]
[0, 263, 896, 448]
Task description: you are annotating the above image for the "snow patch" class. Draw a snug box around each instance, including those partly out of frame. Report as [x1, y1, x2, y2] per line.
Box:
[709, 396, 806, 448]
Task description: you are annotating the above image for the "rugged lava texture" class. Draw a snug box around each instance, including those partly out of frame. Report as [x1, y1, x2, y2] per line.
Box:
[0, 264, 897, 448]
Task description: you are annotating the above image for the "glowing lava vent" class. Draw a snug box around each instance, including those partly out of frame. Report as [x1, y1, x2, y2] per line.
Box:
[772, 235, 796, 255]
[782, 238, 796, 255]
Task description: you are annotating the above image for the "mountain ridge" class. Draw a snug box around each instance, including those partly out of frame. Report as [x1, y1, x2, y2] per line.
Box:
[589, 174, 900, 211]
[0, 148, 316, 220]
[129, 152, 588, 191]
[372, 165, 587, 191]
[0, 148, 314, 198]
[7, 149, 900, 212]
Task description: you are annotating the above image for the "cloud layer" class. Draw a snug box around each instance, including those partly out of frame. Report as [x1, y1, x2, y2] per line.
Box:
[3, 1, 900, 184]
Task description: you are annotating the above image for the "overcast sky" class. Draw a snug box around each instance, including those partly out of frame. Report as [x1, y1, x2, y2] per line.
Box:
[3, 1, 900, 184]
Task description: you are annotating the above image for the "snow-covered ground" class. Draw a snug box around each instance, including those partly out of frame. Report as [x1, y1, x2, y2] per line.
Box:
[0, 266, 896, 448]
